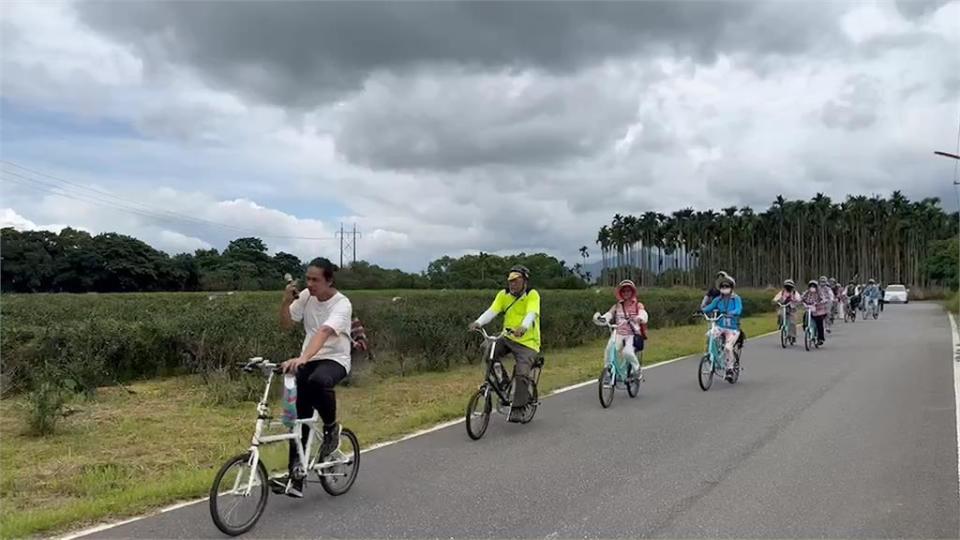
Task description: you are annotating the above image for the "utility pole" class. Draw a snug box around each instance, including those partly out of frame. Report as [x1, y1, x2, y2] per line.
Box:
[335, 223, 361, 268]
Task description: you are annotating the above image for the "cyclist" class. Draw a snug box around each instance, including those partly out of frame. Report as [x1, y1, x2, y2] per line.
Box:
[802, 279, 829, 346]
[772, 279, 802, 344]
[276, 257, 353, 498]
[828, 277, 843, 322]
[468, 265, 541, 422]
[700, 270, 732, 309]
[863, 279, 881, 316]
[700, 275, 742, 382]
[597, 280, 649, 380]
[845, 280, 860, 315]
[819, 276, 836, 333]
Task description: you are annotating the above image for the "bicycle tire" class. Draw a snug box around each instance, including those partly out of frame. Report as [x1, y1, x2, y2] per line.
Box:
[598, 367, 615, 408]
[209, 453, 268, 537]
[780, 327, 787, 349]
[465, 389, 492, 440]
[698, 355, 713, 391]
[319, 428, 360, 496]
[804, 322, 811, 351]
[519, 379, 538, 424]
[626, 364, 640, 398]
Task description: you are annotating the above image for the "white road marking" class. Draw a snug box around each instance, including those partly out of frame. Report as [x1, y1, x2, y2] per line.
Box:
[948, 313, 960, 535]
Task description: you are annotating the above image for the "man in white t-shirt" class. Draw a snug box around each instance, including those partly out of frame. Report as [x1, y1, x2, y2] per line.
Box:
[275, 257, 352, 497]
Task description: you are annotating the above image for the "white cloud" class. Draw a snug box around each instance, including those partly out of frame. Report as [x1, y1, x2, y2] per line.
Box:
[2, 0, 959, 272]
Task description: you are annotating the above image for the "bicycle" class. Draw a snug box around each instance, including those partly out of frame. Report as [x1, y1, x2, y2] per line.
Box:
[592, 313, 642, 408]
[696, 312, 742, 391]
[864, 297, 880, 320]
[802, 304, 820, 351]
[777, 302, 797, 348]
[843, 296, 857, 323]
[465, 328, 545, 440]
[209, 358, 360, 536]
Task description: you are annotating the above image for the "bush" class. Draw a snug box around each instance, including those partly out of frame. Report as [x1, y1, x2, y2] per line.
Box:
[1, 288, 775, 397]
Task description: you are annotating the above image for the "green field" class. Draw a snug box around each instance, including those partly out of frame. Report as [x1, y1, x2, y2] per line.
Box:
[0, 288, 778, 537]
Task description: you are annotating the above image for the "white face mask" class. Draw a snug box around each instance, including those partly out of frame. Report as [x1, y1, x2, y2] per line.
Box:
[809, 287, 817, 293]
[719, 287, 732, 295]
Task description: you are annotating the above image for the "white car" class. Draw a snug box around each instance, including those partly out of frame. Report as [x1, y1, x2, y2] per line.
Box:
[884, 284, 909, 304]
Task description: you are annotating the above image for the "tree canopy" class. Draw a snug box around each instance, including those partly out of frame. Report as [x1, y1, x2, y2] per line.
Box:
[1, 228, 586, 292]
[594, 192, 957, 288]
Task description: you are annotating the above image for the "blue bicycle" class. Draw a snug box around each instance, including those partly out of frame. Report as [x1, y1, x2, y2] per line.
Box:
[592, 313, 642, 408]
[697, 312, 742, 391]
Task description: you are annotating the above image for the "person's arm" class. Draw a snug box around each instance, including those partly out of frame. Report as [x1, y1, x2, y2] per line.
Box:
[729, 296, 743, 317]
[702, 296, 720, 313]
[470, 293, 502, 329]
[515, 290, 541, 336]
[281, 287, 306, 331]
[636, 303, 649, 325]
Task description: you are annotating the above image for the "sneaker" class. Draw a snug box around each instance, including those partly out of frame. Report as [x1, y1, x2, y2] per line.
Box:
[319, 423, 341, 459]
[724, 369, 734, 382]
[508, 407, 524, 423]
[285, 477, 304, 498]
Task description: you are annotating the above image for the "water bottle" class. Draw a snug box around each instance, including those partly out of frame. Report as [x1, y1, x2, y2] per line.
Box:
[281, 374, 298, 429]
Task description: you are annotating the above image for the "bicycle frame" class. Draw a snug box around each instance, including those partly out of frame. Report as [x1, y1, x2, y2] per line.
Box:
[699, 312, 726, 371]
[596, 320, 630, 384]
[236, 358, 352, 496]
[804, 305, 817, 338]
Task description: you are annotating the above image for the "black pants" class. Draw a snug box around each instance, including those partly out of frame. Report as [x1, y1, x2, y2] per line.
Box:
[811, 314, 826, 342]
[289, 359, 347, 470]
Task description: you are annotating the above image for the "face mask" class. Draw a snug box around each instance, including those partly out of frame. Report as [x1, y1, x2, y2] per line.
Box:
[809, 287, 817, 293]
[719, 287, 732, 295]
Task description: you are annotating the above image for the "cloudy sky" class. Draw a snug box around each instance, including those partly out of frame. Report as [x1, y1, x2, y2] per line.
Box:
[2, 1, 958, 271]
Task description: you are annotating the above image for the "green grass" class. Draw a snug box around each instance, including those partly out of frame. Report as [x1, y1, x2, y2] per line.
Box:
[0, 313, 777, 539]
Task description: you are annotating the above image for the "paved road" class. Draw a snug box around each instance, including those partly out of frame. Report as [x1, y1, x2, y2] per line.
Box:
[83, 303, 958, 538]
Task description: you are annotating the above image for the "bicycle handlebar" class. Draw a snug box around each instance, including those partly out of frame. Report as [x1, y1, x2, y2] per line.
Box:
[694, 311, 726, 322]
[473, 327, 512, 341]
[238, 357, 282, 373]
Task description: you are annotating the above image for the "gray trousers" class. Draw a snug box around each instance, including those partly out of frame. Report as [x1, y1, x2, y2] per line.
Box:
[490, 338, 537, 408]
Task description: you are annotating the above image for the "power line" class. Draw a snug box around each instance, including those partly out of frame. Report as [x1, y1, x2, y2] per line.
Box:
[1, 161, 338, 241]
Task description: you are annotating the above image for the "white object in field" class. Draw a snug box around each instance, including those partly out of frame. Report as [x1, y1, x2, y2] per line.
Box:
[392, 296, 403, 302]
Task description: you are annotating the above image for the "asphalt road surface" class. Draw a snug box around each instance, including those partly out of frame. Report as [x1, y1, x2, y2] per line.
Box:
[81, 303, 959, 539]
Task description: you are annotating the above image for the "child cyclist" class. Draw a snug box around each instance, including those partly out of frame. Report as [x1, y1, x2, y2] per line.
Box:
[594, 280, 649, 380]
[700, 275, 742, 382]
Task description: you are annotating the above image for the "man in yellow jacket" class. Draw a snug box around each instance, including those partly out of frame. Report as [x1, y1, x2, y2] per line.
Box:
[469, 265, 541, 422]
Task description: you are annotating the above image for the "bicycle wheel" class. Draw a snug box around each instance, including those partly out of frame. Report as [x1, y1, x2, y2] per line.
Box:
[519, 379, 538, 424]
[780, 327, 787, 349]
[465, 388, 492, 440]
[598, 366, 615, 408]
[209, 453, 268, 537]
[804, 321, 811, 351]
[319, 428, 360, 496]
[698, 355, 714, 391]
[626, 364, 640, 398]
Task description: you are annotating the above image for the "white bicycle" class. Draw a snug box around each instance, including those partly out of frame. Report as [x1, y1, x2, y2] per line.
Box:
[209, 357, 360, 536]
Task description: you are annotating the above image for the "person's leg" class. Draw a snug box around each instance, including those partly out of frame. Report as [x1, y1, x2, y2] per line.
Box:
[723, 330, 740, 370]
[621, 336, 640, 374]
[489, 339, 511, 388]
[504, 340, 536, 416]
[305, 360, 348, 459]
[288, 362, 320, 475]
[786, 308, 797, 339]
[814, 315, 825, 342]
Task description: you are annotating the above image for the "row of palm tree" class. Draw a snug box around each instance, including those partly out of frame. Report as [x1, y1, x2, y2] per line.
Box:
[594, 192, 956, 288]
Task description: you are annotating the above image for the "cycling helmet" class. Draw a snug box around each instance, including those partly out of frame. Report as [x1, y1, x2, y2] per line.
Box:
[808, 280, 819, 288]
[717, 270, 730, 280]
[616, 280, 638, 301]
[718, 276, 736, 288]
[868, 278, 876, 284]
[507, 265, 530, 281]
[783, 279, 796, 288]
[818, 275, 828, 283]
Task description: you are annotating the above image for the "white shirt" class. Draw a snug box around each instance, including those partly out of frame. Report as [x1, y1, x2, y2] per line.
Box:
[289, 290, 353, 373]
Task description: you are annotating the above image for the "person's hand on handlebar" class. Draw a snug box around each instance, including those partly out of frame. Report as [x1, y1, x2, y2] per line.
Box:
[512, 326, 527, 337]
[281, 356, 308, 374]
[468, 321, 481, 331]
